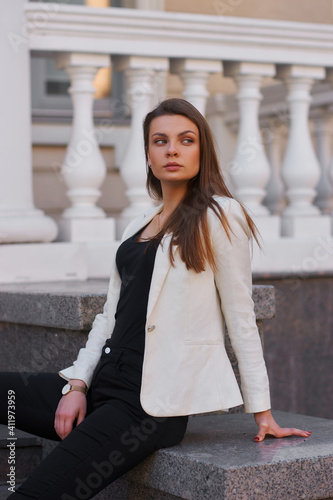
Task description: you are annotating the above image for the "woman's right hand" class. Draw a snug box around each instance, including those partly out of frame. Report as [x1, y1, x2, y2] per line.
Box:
[54, 380, 87, 440]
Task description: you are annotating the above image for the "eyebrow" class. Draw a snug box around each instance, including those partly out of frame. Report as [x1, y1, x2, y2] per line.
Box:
[152, 130, 197, 138]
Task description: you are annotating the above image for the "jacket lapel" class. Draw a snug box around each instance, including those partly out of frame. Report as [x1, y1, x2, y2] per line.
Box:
[146, 232, 173, 319]
[121, 204, 162, 242]
[119, 203, 173, 319]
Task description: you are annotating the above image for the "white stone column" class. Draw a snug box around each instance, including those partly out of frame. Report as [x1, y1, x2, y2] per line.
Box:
[276, 65, 330, 237]
[56, 53, 109, 219]
[56, 53, 115, 242]
[0, 0, 58, 243]
[206, 93, 237, 194]
[170, 59, 222, 116]
[112, 56, 169, 236]
[151, 69, 168, 109]
[224, 62, 280, 236]
[311, 108, 333, 213]
[261, 122, 286, 214]
[324, 69, 333, 228]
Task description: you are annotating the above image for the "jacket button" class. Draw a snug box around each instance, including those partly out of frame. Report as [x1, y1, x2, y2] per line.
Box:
[105, 347, 111, 354]
[147, 325, 155, 332]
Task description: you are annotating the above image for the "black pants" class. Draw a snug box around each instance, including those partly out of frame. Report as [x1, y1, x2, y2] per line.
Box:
[0, 343, 188, 499]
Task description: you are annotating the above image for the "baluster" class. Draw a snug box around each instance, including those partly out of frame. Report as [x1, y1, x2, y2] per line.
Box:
[262, 123, 286, 214]
[112, 56, 169, 235]
[0, 0, 57, 243]
[327, 69, 333, 228]
[170, 59, 221, 115]
[312, 108, 333, 213]
[56, 53, 109, 220]
[56, 52, 115, 242]
[206, 93, 236, 194]
[224, 62, 280, 236]
[276, 65, 330, 236]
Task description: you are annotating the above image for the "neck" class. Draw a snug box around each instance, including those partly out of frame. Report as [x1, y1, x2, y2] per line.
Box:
[159, 182, 187, 218]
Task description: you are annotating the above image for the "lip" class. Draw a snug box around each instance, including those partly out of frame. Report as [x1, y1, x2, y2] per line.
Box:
[163, 162, 182, 169]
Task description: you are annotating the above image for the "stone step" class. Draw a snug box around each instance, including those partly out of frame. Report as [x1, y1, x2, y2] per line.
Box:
[0, 425, 42, 491]
[97, 411, 333, 500]
[0, 413, 332, 499]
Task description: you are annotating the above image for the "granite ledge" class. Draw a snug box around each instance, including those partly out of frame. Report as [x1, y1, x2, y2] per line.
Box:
[0, 279, 109, 330]
[0, 280, 275, 330]
[102, 411, 333, 500]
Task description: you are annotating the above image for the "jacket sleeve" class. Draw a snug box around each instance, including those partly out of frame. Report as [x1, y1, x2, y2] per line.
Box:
[210, 197, 271, 413]
[58, 267, 121, 388]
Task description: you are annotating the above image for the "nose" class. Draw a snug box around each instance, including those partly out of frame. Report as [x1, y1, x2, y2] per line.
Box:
[167, 141, 178, 157]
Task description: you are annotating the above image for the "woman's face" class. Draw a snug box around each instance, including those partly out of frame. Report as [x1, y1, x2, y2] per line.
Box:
[147, 114, 200, 187]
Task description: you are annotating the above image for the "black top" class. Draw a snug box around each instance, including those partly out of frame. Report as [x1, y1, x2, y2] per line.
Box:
[108, 223, 159, 355]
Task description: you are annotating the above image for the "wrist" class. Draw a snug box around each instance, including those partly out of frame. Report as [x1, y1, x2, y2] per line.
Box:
[62, 380, 88, 396]
[68, 379, 87, 389]
[254, 409, 271, 416]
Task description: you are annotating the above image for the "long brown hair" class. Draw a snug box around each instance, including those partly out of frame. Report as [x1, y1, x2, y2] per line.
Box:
[143, 98, 260, 273]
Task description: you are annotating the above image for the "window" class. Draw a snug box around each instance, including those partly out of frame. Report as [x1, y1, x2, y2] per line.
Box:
[30, 0, 128, 123]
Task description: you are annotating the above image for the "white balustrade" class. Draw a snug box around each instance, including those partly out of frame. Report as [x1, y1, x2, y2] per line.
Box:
[55, 52, 116, 244]
[326, 69, 333, 222]
[56, 53, 109, 220]
[170, 59, 222, 116]
[223, 62, 280, 235]
[3, 1, 333, 282]
[152, 70, 167, 108]
[0, 0, 58, 244]
[276, 65, 330, 236]
[262, 124, 286, 214]
[112, 56, 169, 236]
[312, 108, 333, 213]
[206, 94, 237, 194]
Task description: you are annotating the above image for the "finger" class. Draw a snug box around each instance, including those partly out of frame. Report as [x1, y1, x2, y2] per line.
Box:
[55, 409, 74, 440]
[62, 415, 75, 440]
[254, 420, 270, 442]
[256, 427, 312, 441]
[55, 414, 66, 440]
[277, 427, 312, 438]
[254, 430, 267, 442]
[54, 414, 59, 438]
[54, 410, 64, 439]
[54, 400, 65, 439]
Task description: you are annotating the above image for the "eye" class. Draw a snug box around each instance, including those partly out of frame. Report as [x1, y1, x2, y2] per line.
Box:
[153, 139, 166, 144]
[183, 138, 194, 144]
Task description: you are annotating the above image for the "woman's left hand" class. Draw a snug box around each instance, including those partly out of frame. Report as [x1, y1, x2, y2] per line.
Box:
[253, 409, 312, 442]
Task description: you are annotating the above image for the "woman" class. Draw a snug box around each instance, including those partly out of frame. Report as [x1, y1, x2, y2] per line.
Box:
[1, 98, 310, 499]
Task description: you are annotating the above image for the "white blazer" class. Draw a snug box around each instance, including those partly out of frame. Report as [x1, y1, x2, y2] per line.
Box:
[60, 196, 271, 417]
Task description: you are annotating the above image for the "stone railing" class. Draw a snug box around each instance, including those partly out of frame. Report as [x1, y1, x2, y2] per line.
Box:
[1, 1, 333, 282]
